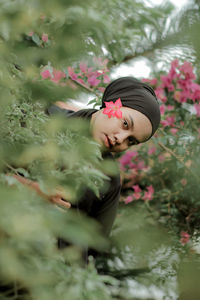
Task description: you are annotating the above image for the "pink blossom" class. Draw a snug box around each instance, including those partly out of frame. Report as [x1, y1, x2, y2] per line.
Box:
[148, 147, 156, 155]
[125, 195, 134, 204]
[103, 74, 111, 84]
[170, 128, 178, 135]
[143, 185, 154, 201]
[41, 69, 51, 79]
[161, 75, 175, 92]
[194, 103, 200, 117]
[87, 75, 101, 87]
[51, 69, 66, 83]
[181, 178, 187, 186]
[190, 83, 200, 101]
[161, 116, 176, 127]
[98, 87, 105, 93]
[28, 31, 34, 36]
[132, 185, 142, 200]
[168, 59, 179, 81]
[76, 78, 85, 85]
[167, 105, 174, 111]
[42, 33, 48, 43]
[103, 98, 123, 119]
[180, 231, 190, 245]
[137, 160, 146, 170]
[155, 87, 167, 103]
[142, 78, 158, 86]
[179, 61, 196, 80]
[68, 67, 78, 81]
[160, 104, 165, 115]
[79, 62, 87, 73]
[119, 150, 138, 169]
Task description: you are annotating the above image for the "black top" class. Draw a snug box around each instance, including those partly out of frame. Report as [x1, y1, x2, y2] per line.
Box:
[47, 105, 121, 237]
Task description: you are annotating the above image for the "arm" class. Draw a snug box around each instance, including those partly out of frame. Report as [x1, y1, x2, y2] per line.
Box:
[9, 174, 71, 209]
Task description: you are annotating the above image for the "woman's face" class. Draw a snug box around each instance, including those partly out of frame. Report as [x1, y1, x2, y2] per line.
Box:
[91, 107, 152, 152]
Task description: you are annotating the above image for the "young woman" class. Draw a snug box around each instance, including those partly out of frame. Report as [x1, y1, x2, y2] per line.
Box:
[14, 77, 160, 239]
[47, 76, 161, 240]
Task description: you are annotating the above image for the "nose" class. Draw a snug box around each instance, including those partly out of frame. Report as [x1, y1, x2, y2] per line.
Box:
[114, 131, 129, 145]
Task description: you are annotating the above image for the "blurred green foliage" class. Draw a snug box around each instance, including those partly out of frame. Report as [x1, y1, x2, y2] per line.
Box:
[1, 0, 200, 299]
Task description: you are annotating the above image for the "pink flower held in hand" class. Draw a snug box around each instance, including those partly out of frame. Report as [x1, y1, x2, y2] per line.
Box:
[42, 33, 48, 43]
[103, 98, 123, 119]
[180, 231, 190, 245]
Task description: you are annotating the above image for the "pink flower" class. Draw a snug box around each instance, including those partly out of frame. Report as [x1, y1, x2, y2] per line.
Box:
[103, 74, 111, 84]
[169, 59, 179, 80]
[42, 33, 48, 43]
[155, 87, 167, 103]
[137, 160, 146, 170]
[87, 75, 101, 87]
[160, 104, 165, 115]
[98, 87, 105, 93]
[103, 98, 123, 119]
[170, 128, 178, 135]
[51, 69, 66, 83]
[194, 103, 200, 117]
[68, 67, 78, 81]
[41, 69, 51, 79]
[28, 31, 34, 37]
[161, 75, 175, 91]
[143, 185, 154, 201]
[180, 231, 190, 245]
[181, 178, 187, 186]
[167, 105, 174, 111]
[142, 78, 158, 86]
[161, 116, 176, 127]
[148, 147, 156, 155]
[132, 185, 142, 200]
[125, 195, 134, 204]
[179, 61, 196, 80]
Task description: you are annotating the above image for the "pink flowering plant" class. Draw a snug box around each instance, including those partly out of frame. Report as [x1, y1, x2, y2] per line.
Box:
[119, 59, 200, 244]
[40, 57, 111, 107]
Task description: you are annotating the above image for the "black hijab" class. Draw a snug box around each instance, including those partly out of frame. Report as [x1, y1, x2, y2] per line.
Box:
[101, 77, 160, 138]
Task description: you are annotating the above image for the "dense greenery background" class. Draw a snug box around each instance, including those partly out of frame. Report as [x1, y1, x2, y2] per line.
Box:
[0, 0, 200, 299]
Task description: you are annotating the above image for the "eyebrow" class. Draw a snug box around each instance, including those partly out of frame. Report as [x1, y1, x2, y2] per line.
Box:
[129, 115, 140, 144]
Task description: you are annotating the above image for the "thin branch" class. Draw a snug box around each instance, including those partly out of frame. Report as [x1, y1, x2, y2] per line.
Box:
[68, 78, 100, 96]
[157, 140, 199, 181]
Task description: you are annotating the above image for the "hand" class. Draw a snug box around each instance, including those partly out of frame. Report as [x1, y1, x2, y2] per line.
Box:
[8, 174, 71, 209]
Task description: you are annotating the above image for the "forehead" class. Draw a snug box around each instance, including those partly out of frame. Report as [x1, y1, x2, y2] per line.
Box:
[121, 107, 152, 142]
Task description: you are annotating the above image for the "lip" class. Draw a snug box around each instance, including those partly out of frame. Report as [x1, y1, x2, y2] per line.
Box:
[103, 134, 110, 148]
[104, 135, 115, 149]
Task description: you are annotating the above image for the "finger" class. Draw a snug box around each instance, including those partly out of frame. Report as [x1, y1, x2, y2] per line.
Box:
[51, 197, 71, 208]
